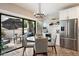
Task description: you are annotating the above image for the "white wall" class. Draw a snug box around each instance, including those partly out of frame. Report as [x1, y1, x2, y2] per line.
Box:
[43, 19, 60, 45]
[48, 24, 60, 45]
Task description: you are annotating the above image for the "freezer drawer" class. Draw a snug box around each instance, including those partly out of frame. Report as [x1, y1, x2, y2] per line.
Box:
[65, 39, 77, 51]
[60, 38, 77, 51]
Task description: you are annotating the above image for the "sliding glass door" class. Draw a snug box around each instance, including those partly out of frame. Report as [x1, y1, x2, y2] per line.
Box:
[1, 14, 23, 54]
[0, 13, 36, 55]
[23, 19, 36, 42]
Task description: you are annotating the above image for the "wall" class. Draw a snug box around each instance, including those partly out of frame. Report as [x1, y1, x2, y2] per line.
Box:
[43, 19, 60, 45]
[0, 3, 36, 20]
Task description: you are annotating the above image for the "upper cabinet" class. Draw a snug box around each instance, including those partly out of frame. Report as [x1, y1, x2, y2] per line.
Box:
[59, 9, 69, 20]
[59, 6, 79, 20]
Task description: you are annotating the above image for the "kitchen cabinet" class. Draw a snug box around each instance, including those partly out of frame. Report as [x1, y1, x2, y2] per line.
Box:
[59, 9, 68, 20]
[59, 6, 79, 20]
[68, 7, 77, 19]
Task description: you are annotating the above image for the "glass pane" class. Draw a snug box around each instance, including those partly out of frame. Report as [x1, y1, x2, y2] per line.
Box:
[28, 21, 36, 36]
[24, 20, 36, 42]
[1, 15, 23, 53]
[23, 20, 29, 35]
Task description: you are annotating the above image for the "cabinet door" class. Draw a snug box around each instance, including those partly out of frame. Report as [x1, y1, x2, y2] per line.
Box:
[68, 7, 77, 19]
[59, 6, 78, 20]
[59, 10, 69, 20]
[77, 6, 79, 18]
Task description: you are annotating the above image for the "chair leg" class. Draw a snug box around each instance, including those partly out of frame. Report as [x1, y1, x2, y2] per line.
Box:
[14, 38, 15, 43]
[54, 46, 57, 55]
[33, 49, 36, 56]
[22, 47, 26, 56]
[46, 53, 48, 56]
[52, 47, 54, 53]
[20, 37, 21, 43]
[15, 38, 17, 43]
[43, 52, 48, 56]
[52, 47, 53, 50]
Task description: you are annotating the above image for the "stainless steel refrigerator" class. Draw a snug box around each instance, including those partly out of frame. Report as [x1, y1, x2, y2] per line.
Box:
[60, 19, 78, 51]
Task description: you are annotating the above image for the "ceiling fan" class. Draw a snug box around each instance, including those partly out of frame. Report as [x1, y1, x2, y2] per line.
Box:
[34, 3, 46, 19]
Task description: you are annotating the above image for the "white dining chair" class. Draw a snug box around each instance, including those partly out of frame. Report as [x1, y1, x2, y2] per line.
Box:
[22, 34, 35, 56]
[48, 34, 57, 54]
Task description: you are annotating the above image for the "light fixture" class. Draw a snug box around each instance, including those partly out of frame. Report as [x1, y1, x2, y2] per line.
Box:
[34, 3, 45, 19]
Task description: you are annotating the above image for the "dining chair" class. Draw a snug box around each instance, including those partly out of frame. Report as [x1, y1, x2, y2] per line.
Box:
[22, 34, 34, 56]
[48, 34, 57, 54]
[33, 38, 48, 56]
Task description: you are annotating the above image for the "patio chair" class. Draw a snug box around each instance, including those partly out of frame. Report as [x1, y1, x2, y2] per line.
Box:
[33, 38, 48, 56]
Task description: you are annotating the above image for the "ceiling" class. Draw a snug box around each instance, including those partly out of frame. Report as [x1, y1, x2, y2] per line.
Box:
[15, 3, 79, 17]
